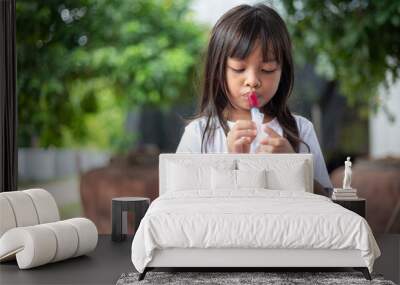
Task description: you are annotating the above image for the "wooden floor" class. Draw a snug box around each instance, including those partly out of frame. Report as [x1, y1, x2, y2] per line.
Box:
[374, 234, 400, 284]
[0, 234, 398, 284]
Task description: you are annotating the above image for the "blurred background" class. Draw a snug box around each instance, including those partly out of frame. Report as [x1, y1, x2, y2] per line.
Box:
[17, 0, 400, 234]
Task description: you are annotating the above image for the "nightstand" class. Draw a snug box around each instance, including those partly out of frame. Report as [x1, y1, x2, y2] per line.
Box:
[111, 197, 150, 242]
[332, 198, 366, 218]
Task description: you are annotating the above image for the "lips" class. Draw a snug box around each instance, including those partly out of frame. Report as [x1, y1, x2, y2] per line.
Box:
[244, 91, 257, 96]
[247, 91, 259, 108]
[243, 91, 261, 98]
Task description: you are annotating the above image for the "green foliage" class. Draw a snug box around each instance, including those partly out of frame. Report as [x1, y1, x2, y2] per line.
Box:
[282, 0, 400, 113]
[17, 0, 207, 148]
[61, 78, 128, 150]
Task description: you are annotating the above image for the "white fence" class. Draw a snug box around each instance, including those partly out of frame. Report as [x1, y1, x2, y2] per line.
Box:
[18, 148, 111, 182]
[370, 77, 400, 158]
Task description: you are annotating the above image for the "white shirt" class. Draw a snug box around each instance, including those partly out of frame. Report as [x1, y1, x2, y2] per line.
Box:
[176, 115, 332, 189]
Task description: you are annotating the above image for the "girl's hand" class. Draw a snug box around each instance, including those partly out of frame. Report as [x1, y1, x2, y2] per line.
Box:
[257, 127, 294, 153]
[227, 120, 257, 153]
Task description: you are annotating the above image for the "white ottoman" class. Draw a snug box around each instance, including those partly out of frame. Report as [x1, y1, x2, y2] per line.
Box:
[0, 189, 98, 269]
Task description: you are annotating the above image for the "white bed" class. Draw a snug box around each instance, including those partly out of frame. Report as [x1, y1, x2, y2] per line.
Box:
[131, 154, 380, 280]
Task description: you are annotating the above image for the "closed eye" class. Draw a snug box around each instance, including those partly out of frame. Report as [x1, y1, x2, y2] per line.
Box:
[230, 67, 277, 74]
[262, 69, 277, 74]
[230, 67, 245, 73]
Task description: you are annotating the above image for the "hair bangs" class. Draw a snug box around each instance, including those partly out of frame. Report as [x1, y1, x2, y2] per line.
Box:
[227, 13, 259, 60]
[259, 24, 284, 65]
[227, 11, 283, 65]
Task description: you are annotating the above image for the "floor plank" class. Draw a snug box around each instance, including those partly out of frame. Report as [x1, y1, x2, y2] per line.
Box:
[1, 234, 398, 284]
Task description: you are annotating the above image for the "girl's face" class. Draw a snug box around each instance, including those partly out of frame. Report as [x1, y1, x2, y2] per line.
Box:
[225, 41, 282, 114]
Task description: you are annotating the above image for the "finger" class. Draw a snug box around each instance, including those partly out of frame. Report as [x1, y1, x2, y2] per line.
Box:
[233, 137, 251, 152]
[242, 142, 251, 153]
[259, 137, 282, 147]
[235, 120, 257, 130]
[234, 129, 257, 140]
[264, 127, 281, 138]
[235, 137, 252, 145]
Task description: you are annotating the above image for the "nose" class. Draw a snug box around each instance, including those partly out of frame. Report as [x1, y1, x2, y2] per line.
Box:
[244, 70, 261, 89]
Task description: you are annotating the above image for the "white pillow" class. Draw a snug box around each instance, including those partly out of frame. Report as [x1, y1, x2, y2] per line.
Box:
[167, 160, 235, 192]
[211, 168, 267, 190]
[238, 159, 309, 192]
[236, 169, 267, 189]
[211, 168, 236, 190]
[266, 162, 307, 191]
[167, 162, 208, 191]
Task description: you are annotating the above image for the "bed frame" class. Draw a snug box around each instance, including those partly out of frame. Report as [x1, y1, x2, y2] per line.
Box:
[138, 154, 372, 281]
[140, 248, 371, 280]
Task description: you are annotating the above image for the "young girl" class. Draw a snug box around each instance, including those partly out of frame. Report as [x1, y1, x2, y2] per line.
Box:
[176, 4, 332, 193]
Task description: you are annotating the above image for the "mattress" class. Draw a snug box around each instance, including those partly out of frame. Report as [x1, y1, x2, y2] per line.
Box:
[131, 190, 380, 273]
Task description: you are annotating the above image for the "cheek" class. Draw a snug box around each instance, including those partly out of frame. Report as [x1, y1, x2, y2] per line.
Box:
[226, 71, 241, 96]
[265, 72, 282, 96]
[259, 72, 281, 105]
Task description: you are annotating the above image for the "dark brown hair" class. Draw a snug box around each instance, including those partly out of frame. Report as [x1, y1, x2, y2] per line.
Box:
[193, 3, 309, 153]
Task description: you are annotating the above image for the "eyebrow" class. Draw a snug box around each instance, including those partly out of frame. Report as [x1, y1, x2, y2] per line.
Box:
[228, 58, 277, 64]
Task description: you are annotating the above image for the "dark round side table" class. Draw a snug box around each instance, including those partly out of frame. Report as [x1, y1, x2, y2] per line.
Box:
[332, 198, 366, 218]
[111, 197, 150, 242]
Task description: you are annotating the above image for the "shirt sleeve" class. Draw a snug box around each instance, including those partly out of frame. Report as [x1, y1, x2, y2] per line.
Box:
[299, 119, 333, 189]
[176, 122, 202, 153]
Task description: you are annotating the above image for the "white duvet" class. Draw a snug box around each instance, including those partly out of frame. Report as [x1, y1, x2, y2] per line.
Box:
[131, 190, 380, 273]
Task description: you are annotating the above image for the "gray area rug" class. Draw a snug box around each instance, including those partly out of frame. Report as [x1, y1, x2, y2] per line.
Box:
[116, 271, 396, 285]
